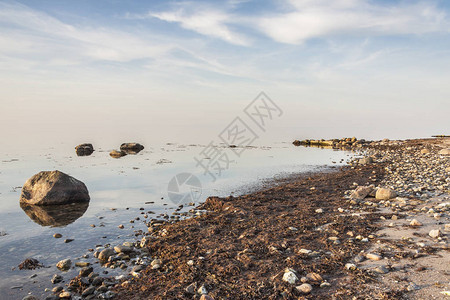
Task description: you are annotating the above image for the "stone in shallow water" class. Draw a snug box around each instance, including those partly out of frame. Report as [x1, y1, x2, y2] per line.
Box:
[56, 259, 71, 271]
[20, 170, 90, 205]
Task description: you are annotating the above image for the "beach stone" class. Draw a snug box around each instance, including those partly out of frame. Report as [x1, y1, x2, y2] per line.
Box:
[114, 245, 133, 253]
[366, 253, 382, 261]
[345, 263, 357, 270]
[56, 259, 71, 271]
[306, 272, 322, 282]
[185, 282, 197, 294]
[20, 171, 90, 205]
[420, 149, 430, 154]
[350, 186, 373, 200]
[22, 296, 38, 300]
[282, 268, 298, 284]
[199, 296, 214, 300]
[82, 286, 96, 297]
[429, 229, 441, 238]
[373, 266, 389, 274]
[296, 283, 313, 294]
[75, 262, 90, 267]
[359, 157, 373, 164]
[59, 291, 71, 299]
[315, 208, 324, 213]
[375, 188, 397, 200]
[98, 248, 115, 261]
[52, 286, 63, 293]
[444, 224, 450, 232]
[53, 233, 62, 238]
[51, 274, 63, 284]
[410, 219, 422, 226]
[79, 266, 93, 277]
[197, 285, 208, 295]
[438, 149, 450, 155]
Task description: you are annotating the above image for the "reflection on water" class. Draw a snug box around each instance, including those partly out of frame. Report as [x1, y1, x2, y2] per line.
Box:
[20, 202, 89, 227]
[122, 148, 143, 155]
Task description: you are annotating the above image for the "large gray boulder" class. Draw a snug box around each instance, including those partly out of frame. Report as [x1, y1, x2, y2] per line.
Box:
[20, 171, 90, 205]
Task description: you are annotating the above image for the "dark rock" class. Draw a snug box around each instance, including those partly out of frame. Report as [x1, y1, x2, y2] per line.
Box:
[20, 171, 90, 205]
[51, 274, 63, 284]
[120, 143, 144, 154]
[18, 258, 43, 270]
[79, 266, 94, 277]
[75, 144, 94, 156]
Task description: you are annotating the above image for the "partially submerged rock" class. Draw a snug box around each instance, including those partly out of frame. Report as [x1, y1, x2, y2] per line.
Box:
[20, 171, 90, 206]
[110, 150, 127, 158]
[75, 143, 94, 156]
[120, 143, 144, 154]
[18, 258, 43, 270]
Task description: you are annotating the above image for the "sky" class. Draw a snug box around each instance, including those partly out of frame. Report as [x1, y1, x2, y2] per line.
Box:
[0, 0, 449, 148]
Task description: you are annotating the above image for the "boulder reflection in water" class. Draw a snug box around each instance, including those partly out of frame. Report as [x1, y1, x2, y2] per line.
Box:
[20, 202, 89, 227]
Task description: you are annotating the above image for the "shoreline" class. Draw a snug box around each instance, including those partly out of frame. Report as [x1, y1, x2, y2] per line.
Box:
[47, 138, 450, 299]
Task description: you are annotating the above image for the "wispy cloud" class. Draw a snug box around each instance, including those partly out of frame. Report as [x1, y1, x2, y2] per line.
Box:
[128, 6, 250, 46]
[256, 0, 448, 44]
[0, 2, 173, 66]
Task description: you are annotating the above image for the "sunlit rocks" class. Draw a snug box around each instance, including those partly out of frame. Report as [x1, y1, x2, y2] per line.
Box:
[20, 170, 90, 205]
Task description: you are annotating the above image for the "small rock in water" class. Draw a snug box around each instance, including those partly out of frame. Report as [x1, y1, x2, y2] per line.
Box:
[98, 248, 115, 261]
[118, 224, 124, 229]
[59, 291, 71, 299]
[51, 274, 63, 284]
[75, 262, 90, 267]
[53, 233, 62, 238]
[22, 296, 38, 300]
[52, 286, 63, 293]
[114, 245, 133, 253]
[56, 259, 71, 271]
[82, 286, 96, 297]
[79, 266, 93, 277]
[429, 229, 441, 238]
[282, 268, 298, 284]
[296, 283, 313, 294]
[64, 239, 74, 243]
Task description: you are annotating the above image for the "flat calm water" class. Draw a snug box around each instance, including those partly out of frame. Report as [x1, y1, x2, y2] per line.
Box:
[0, 142, 352, 299]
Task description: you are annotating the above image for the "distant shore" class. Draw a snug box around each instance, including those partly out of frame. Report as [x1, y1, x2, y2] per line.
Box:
[67, 137, 449, 299]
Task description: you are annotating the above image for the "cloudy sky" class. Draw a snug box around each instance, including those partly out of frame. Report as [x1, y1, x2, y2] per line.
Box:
[0, 0, 449, 147]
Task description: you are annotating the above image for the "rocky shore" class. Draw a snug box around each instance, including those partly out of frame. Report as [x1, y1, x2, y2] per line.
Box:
[34, 137, 449, 300]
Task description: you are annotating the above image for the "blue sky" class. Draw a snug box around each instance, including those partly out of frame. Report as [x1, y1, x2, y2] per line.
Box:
[0, 0, 449, 146]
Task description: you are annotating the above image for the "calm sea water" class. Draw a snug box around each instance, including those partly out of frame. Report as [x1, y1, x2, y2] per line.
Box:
[0, 142, 352, 299]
